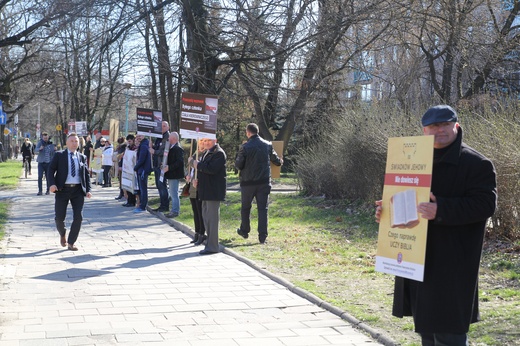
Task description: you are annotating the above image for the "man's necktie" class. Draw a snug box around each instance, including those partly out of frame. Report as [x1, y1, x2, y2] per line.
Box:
[70, 152, 76, 177]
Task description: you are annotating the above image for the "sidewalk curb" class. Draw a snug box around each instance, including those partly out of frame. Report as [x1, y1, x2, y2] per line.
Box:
[148, 208, 398, 346]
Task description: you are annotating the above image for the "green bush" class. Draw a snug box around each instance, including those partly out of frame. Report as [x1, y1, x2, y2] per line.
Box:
[295, 103, 419, 201]
[459, 101, 520, 241]
[295, 101, 520, 240]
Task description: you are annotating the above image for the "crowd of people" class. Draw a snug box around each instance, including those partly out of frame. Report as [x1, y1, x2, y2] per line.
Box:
[7, 123, 282, 256]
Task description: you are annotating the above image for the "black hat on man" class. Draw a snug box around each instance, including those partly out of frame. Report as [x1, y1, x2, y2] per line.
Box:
[421, 105, 458, 127]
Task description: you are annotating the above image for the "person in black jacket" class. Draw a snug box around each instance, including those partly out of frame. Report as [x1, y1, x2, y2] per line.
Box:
[48, 133, 92, 251]
[21, 138, 35, 174]
[190, 138, 226, 255]
[150, 121, 170, 212]
[161, 132, 184, 218]
[235, 123, 282, 244]
[375, 105, 497, 346]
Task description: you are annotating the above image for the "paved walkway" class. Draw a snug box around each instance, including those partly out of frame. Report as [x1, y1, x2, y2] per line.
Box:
[0, 171, 385, 345]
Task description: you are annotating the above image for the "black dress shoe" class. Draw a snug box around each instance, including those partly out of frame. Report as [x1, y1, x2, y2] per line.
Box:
[194, 235, 207, 246]
[199, 249, 217, 255]
[190, 234, 199, 244]
[237, 228, 249, 239]
[115, 196, 123, 200]
[122, 203, 135, 207]
[153, 207, 169, 212]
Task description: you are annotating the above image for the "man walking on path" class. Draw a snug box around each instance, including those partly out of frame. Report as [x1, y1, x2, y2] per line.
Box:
[48, 132, 92, 251]
[375, 105, 497, 346]
[190, 138, 227, 255]
[235, 123, 282, 244]
[162, 131, 184, 218]
[150, 121, 170, 212]
[36, 132, 56, 195]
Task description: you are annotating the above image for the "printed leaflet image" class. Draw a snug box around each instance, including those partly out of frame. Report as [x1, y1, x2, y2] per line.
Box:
[390, 189, 419, 228]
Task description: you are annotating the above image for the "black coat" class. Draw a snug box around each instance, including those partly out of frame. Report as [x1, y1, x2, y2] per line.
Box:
[392, 128, 497, 334]
[235, 134, 281, 186]
[164, 142, 185, 180]
[48, 149, 91, 196]
[197, 144, 226, 201]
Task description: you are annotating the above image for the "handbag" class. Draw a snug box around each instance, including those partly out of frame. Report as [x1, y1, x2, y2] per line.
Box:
[181, 182, 190, 197]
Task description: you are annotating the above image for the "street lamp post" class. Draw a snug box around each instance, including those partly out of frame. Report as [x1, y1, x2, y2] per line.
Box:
[124, 83, 132, 136]
[33, 103, 41, 139]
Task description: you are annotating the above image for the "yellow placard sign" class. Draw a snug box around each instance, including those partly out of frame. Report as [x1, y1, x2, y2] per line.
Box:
[56, 124, 62, 131]
[375, 135, 434, 282]
[271, 141, 284, 179]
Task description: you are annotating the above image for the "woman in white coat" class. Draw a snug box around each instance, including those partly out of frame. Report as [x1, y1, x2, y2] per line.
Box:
[101, 139, 114, 187]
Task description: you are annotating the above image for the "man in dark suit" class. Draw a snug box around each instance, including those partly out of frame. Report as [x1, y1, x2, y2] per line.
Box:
[49, 132, 92, 251]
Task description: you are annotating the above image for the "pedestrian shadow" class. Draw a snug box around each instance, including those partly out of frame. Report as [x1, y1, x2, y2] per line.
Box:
[102, 251, 199, 270]
[59, 254, 108, 264]
[30, 246, 198, 282]
[33, 268, 112, 282]
[110, 244, 193, 257]
[220, 240, 263, 248]
[0, 248, 64, 258]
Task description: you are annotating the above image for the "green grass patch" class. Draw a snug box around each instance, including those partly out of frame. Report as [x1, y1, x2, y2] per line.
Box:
[0, 160, 22, 189]
[148, 190, 520, 346]
[226, 172, 299, 185]
[0, 202, 7, 240]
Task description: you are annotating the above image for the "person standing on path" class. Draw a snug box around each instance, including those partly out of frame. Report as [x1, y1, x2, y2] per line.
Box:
[190, 138, 226, 255]
[122, 134, 137, 207]
[150, 121, 170, 212]
[36, 132, 56, 195]
[162, 132, 184, 218]
[375, 105, 497, 346]
[83, 135, 93, 167]
[235, 123, 282, 244]
[48, 133, 92, 251]
[133, 134, 152, 213]
[186, 139, 206, 245]
[101, 139, 113, 187]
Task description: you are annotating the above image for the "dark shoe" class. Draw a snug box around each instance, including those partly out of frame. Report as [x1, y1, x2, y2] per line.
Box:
[115, 196, 123, 200]
[45, 191, 50, 195]
[199, 249, 217, 255]
[37, 192, 42, 196]
[60, 235, 66, 247]
[164, 212, 179, 218]
[190, 234, 199, 244]
[153, 207, 168, 212]
[259, 237, 267, 244]
[194, 235, 207, 246]
[122, 203, 135, 207]
[67, 244, 78, 251]
[102, 185, 109, 188]
[237, 228, 249, 239]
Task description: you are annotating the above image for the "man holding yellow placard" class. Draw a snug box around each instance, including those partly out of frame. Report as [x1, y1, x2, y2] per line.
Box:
[375, 105, 497, 346]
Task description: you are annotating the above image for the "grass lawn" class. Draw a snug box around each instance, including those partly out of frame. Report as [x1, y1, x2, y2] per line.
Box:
[0, 159, 21, 240]
[0, 159, 22, 189]
[149, 188, 520, 346]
